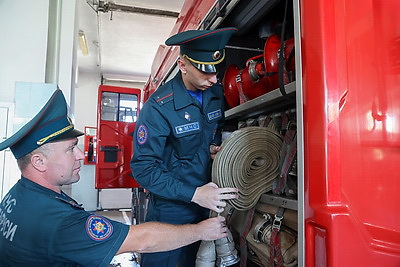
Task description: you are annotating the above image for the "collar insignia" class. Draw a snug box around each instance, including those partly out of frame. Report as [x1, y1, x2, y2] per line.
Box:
[185, 112, 191, 121]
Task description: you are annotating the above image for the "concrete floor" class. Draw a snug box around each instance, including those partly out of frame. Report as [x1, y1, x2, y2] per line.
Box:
[94, 209, 140, 267]
[95, 209, 133, 225]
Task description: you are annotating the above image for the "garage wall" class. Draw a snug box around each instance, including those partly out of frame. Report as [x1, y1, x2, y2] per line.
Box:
[0, 0, 78, 199]
[0, 0, 49, 103]
[0, 0, 145, 211]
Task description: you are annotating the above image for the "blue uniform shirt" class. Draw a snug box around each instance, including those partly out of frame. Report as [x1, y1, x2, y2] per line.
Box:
[0, 177, 129, 266]
[131, 73, 224, 222]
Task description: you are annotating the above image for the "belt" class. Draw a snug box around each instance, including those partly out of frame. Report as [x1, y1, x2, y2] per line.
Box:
[212, 126, 283, 211]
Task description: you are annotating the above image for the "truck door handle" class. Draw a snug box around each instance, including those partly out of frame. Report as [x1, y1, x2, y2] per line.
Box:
[100, 146, 122, 152]
[100, 146, 121, 163]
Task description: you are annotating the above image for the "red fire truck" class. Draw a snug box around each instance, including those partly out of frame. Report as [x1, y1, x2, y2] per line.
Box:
[142, 0, 400, 266]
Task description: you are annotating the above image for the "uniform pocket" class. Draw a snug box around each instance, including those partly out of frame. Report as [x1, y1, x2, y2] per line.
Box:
[171, 121, 201, 160]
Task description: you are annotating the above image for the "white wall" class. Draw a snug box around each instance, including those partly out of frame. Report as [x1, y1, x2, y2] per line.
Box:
[72, 71, 100, 211]
[0, 0, 78, 198]
[0, 0, 49, 103]
[0, 0, 145, 210]
[0, 0, 77, 104]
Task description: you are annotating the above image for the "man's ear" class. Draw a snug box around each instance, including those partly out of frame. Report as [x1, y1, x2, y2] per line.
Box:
[177, 57, 187, 74]
[31, 153, 47, 172]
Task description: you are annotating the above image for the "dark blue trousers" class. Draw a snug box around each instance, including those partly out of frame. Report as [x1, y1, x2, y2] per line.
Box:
[140, 240, 201, 267]
[140, 197, 209, 267]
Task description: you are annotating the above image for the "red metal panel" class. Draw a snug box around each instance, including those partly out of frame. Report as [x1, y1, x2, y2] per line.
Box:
[301, 0, 400, 266]
[143, 0, 215, 101]
[95, 85, 141, 189]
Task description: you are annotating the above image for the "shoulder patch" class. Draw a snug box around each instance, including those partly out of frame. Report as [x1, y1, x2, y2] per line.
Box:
[155, 93, 173, 105]
[86, 215, 113, 241]
[136, 124, 148, 145]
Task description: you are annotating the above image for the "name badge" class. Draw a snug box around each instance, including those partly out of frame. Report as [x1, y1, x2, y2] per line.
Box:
[175, 122, 200, 134]
[207, 109, 222, 121]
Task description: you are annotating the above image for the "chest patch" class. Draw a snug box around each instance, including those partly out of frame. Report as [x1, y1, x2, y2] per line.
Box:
[175, 122, 200, 134]
[207, 109, 222, 121]
[86, 215, 113, 241]
[137, 124, 148, 145]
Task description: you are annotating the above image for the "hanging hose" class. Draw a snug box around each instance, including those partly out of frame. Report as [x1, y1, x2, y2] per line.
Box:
[212, 126, 283, 211]
[196, 226, 239, 267]
[196, 240, 216, 267]
[215, 229, 240, 266]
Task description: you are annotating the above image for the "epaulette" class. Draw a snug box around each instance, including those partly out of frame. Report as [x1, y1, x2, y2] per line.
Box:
[154, 90, 174, 106]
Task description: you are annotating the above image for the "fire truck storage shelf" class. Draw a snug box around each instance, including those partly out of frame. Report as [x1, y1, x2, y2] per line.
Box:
[260, 193, 297, 211]
[225, 81, 296, 121]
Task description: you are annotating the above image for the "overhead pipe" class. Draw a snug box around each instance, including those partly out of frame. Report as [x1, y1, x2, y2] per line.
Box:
[45, 0, 62, 84]
[92, 1, 179, 18]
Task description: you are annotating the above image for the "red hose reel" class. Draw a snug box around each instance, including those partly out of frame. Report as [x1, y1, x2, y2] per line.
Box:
[223, 35, 295, 108]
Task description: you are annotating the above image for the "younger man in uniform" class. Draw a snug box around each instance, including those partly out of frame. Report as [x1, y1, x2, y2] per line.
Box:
[131, 27, 239, 266]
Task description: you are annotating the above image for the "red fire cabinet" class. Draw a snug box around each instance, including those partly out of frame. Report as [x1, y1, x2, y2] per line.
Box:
[83, 126, 97, 165]
[95, 85, 141, 189]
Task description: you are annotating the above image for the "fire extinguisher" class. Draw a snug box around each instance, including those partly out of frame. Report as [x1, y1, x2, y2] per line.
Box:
[222, 34, 295, 108]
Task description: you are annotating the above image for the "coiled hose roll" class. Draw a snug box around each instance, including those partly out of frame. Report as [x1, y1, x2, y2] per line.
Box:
[212, 126, 282, 211]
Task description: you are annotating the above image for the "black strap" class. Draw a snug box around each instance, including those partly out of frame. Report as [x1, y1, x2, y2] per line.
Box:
[278, 0, 289, 97]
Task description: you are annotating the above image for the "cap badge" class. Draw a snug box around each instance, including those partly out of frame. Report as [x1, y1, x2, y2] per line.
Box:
[212, 51, 221, 60]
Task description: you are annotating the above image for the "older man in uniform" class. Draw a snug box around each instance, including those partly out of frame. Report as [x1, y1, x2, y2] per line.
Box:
[0, 88, 228, 266]
[130, 27, 239, 267]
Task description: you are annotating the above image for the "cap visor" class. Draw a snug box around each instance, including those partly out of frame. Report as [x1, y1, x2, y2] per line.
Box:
[51, 129, 84, 142]
[190, 61, 217, 73]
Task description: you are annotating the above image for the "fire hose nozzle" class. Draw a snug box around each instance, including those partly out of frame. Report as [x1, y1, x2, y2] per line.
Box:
[215, 230, 240, 267]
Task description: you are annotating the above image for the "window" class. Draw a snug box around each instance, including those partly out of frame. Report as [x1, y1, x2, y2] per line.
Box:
[101, 92, 138, 122]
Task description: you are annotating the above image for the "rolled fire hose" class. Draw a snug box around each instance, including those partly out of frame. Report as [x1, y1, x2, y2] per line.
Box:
[196, 126, 282, 266]
[212, 126, 283, 211]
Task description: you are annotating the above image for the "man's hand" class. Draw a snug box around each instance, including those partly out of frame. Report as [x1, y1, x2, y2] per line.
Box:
[191, 182, 239, 213]
[197, 216, 228, 240]
[119, 214, 228, 254]
[210, 144, 221, 160]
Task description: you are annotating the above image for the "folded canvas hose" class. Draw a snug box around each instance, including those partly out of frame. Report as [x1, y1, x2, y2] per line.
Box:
[212, 126, 283, 211]
[246, 213, 298, 267]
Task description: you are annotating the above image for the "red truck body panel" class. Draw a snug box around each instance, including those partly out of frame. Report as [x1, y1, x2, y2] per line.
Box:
[142, 0, 400, 265]
[302, 0, 400, 265]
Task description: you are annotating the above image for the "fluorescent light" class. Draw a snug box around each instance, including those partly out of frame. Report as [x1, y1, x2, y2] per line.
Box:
[78, 30, 89, 56]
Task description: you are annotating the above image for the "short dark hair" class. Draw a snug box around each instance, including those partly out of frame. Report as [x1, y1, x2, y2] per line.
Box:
[17, 143, 51, 171]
